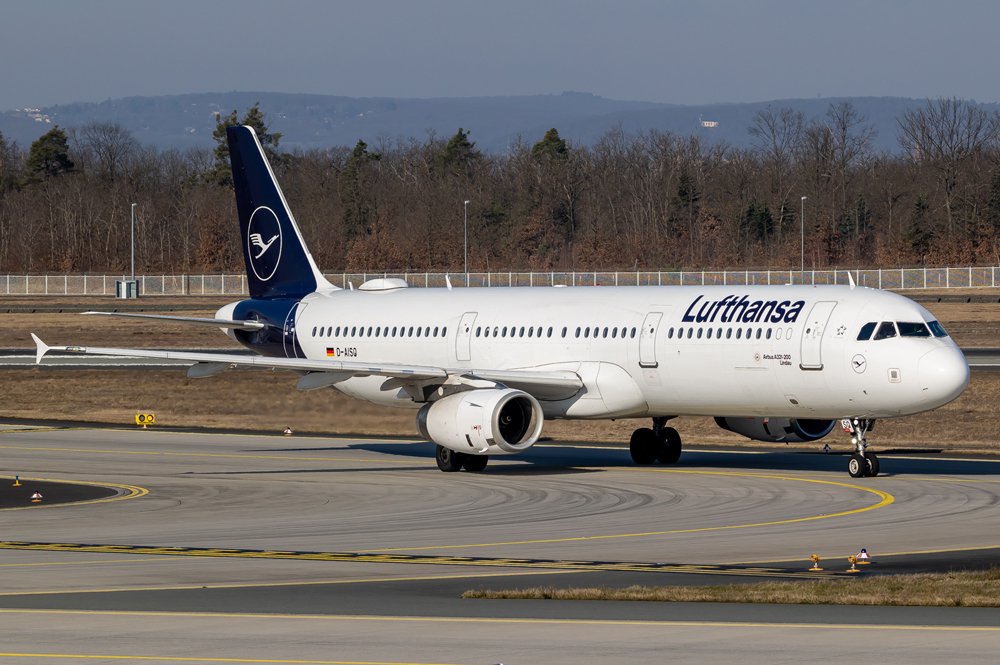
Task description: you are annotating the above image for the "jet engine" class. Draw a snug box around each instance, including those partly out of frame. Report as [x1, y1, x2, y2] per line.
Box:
[714, 417, 836, 443]
[417, 388, 544, 455]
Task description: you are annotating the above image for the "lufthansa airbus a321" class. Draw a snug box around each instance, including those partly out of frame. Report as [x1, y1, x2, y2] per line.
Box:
[32, 126, 970, 477]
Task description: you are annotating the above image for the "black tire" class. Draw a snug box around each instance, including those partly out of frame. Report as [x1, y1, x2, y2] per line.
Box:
[865, 453, 880, 477]
[462, 454, 489, 472]
[629, 428, 657, 465]
[435, 445, 464, 472]
[656, 427, 682, 464]
[848, 453, 866, 478]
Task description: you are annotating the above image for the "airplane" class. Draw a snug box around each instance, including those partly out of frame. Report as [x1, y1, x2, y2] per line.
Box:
[31, 125, 970, 478]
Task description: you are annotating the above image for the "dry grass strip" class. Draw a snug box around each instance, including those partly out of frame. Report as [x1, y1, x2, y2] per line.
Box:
[463, 569, 1000, 606]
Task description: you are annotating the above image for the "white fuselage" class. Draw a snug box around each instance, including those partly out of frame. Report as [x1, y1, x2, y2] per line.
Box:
[291, 284, 969, 421]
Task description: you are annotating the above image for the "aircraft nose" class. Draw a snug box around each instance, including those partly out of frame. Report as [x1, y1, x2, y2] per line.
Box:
[918, 346, 970, 407]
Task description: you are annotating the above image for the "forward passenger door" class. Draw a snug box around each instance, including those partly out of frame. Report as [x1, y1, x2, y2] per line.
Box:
[799, 301, 837, 370]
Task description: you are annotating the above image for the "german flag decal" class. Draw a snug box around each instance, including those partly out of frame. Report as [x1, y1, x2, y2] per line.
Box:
[326, 347, 335, 357]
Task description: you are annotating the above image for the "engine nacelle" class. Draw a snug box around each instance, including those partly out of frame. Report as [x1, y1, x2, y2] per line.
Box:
[417, 388, 544, 455]
[714, 416, 836, 443]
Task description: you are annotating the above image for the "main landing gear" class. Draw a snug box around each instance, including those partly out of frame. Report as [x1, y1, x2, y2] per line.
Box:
[844, 418, 880, 478]
[629, 416, 682, 465]
[435, 444, 489, 473]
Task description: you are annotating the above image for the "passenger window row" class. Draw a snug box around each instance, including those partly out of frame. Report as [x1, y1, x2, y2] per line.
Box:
[667, 326, 793, 341]
[476, 325, 639, 339]
[857, 320, 948, 341]
[311, 325, 447, 339]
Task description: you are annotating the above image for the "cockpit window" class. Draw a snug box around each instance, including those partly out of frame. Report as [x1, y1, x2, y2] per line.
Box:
[857, 322, 877, 341]
[897, 322, 931, 337]
[928, 320, 949, 338]
[873, 321, 897, 341]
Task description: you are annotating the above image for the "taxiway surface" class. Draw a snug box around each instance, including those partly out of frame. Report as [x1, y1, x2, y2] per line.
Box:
[0, 425, 998, 663]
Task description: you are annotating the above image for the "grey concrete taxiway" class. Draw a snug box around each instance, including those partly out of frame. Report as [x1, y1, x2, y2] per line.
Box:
[0, 425, 998, 664]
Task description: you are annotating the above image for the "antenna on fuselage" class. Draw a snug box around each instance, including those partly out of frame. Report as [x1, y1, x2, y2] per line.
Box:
[445, 274, 453, 291]
[847, 271, 856, 290]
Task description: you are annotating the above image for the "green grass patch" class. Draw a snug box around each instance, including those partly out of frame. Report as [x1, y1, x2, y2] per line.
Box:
[463, 569, 1000, 606]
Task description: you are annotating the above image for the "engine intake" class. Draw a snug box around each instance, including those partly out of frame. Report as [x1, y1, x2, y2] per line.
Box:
[714, 417, 835, 443]
[417, 388, 544, 455]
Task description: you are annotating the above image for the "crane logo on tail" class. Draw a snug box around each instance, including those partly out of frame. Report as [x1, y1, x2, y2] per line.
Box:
[246, 206, 283, 282]
[250, 232, 278, 259]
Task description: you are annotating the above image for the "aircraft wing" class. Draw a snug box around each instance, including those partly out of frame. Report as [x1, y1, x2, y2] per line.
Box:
[30, 334, 583, 399]
[82, 311, 266, 331]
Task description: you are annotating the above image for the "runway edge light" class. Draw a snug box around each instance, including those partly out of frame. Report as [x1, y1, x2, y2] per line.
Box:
[857, 547, 871, 564]
[30, 492, 42, 503]
[12, 475, 20, 487]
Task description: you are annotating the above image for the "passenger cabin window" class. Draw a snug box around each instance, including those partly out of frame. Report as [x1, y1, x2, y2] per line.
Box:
[897, 322, 931, 337]
[873, 321, 897, 340]
[928, 320, 949, 338]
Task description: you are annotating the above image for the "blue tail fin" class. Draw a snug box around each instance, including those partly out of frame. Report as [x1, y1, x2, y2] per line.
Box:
[226, 125, 331, 299]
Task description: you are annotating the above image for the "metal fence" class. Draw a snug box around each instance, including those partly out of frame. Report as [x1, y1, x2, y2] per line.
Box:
[2, 267, 999, 296]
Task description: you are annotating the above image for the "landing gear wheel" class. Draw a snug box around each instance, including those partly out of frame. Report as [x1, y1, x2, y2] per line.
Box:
[629, 428, 658, 465]
[656, 427, 682, 464]
[462, 454, 489, 472]
[865, 453, 880, 478]
[848, 453, 867, 478]
[435, 445, 465, 472]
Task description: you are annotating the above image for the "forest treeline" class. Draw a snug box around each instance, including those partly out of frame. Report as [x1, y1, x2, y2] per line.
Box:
[1, 98, 999, 274]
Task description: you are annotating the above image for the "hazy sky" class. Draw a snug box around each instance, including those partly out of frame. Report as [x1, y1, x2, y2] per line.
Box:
[3, 0, 997, 109]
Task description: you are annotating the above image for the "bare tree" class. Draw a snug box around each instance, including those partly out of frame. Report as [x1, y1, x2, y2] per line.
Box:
[748, 106, 804, 242]
[78, 122, 139, 182]
[898, 98, 1000, 235]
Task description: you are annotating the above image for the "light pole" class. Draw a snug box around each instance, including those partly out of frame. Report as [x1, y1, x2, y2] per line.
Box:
[130, 202, 137, 282]
[800, 196, 807, 274]
[463, 199, 470, 280]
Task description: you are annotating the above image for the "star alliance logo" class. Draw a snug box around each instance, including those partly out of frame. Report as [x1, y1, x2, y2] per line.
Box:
[246, 206, 282, 282]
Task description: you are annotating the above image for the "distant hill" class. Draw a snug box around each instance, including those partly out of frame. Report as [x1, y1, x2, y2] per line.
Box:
[1, 92, 991, 153]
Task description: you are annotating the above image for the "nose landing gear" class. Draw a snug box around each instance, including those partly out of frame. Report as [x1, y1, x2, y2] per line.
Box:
[844, 418, 879, 478]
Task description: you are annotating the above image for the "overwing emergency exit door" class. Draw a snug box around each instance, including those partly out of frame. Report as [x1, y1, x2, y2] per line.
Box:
[456, 312, 478, 361]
